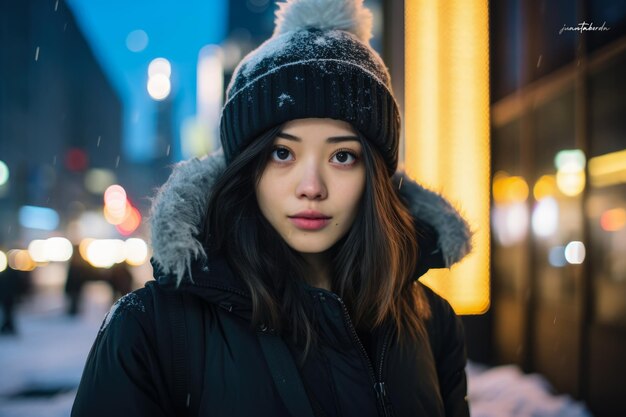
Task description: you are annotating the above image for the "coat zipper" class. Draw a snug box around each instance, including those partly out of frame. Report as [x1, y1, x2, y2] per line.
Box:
[331, 294, 393, 417]
[376, 330, 393, 417]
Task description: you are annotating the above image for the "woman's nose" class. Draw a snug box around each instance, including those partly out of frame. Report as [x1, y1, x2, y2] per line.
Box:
[295, 165, 327, 200]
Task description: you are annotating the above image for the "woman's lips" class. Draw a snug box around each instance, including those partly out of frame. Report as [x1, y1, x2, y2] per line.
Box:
[288, 217, 331, 230]
[288, 211, 332, 230]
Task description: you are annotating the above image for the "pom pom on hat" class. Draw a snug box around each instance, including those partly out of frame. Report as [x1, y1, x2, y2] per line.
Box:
[273, 0, 373, 43]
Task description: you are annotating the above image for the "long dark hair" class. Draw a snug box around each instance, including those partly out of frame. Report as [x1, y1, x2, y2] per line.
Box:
[203, 124, 431, 355]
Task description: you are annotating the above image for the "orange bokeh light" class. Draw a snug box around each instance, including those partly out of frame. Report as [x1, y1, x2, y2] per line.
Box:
[116, 206, 142, 236]
[600, 208, 626, 232]
[104, 200, 132, 225]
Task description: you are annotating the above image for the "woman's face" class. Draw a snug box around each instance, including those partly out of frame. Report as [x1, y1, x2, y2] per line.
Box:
[256, 118, 366, 255]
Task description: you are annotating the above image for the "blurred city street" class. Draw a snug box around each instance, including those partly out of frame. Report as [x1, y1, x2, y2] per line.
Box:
[0, 283, 110, 417]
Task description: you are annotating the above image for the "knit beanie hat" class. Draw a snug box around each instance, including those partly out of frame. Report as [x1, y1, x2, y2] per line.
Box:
[219, 0, 401, 175]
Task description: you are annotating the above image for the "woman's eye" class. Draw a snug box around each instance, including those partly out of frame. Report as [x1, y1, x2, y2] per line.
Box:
[270, 147, 294, 161]
[331, 150, 357, 165]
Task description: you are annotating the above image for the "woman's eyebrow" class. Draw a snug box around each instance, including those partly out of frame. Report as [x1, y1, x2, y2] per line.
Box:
[276, 132, 360, 143]
[327, 136, 360, 144]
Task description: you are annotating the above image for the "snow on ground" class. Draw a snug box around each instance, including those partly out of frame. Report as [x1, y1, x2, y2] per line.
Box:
[467, 362, 592, 417]
[0, 283, 111, 417]
[0, 283, 593, 417]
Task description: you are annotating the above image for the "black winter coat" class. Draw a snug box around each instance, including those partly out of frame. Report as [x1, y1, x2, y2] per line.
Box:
[72, 154, 473, 417]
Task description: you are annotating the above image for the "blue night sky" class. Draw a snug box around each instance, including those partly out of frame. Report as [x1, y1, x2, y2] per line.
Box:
[66, 0, 229, 162]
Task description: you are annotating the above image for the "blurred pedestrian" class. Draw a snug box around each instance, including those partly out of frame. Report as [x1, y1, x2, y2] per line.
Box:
[64, 246, 95, 316]
[106, 262, 133, 300]
[0, 266, 31, 335]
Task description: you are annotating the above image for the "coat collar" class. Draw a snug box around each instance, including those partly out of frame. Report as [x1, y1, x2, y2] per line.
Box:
[149, 150, 472, 288]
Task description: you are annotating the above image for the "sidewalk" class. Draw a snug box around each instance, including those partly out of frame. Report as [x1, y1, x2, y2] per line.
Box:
[0, 284, 111, 417]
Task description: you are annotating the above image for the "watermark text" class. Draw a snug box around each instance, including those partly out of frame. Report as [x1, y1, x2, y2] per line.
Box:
[559, 21, 610, 35]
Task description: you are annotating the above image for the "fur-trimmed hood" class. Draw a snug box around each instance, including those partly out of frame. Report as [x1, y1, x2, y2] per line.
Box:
[149, 151, 472, 286]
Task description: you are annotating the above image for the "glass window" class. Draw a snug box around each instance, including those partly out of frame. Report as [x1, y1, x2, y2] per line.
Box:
[531, 89, 580, 306]
[588, 0, 626, 53]
[589, 53, 626, 157]
[530, 0, 577, 81]
[491, 118, 528, 365]
[490, 0, 523, 102]
[588, 54, 626, 327]
[492, 119, 527, 297]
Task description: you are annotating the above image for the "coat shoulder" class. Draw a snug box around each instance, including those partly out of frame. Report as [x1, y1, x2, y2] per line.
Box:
[416, 282, 464, 359]
[418, 282, 457, 320]
[98, 286, 153, 335]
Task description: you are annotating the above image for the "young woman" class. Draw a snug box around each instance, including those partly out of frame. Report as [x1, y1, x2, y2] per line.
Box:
[72, 1, 472, 416]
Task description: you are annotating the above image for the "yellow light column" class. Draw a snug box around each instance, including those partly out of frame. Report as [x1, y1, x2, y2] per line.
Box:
[405, 0, 491, 314]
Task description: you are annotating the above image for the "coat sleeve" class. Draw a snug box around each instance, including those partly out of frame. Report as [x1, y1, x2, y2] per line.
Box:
[438, 306, 469, 417]
[71, 290, 175, 417]
[433, 295, 470, 417]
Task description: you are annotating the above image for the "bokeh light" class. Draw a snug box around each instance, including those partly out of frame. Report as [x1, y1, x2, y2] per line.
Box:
[588, 149, 626, 188]
[28, 238, 73, 262]
[104, 184, 126, 207]
[0, 160, 9, 186]
[27, 240, 48, 263]
[104, 201, 131, 225]
[125, 238, 149, 266]
[85, 239, 126, 268]
[45, 237, 73, 262]
[492, 171, 529, 204]
[126, 29, 149, 52]
[492, 203, 529, 246]
[104, 185, 128, 224]
[148, 57, 171, 77]
[8, 249, 37, 271]
[79, 238, 95, 261]
[555, 150, 586, 197]
[565, 241, 586, 264]
[556, 169, 586, 197]
[533, 175, 557, 201]
[532, 197, 559, 238]
[147, 73, 171, 100]
[81, 238, 148, 267]
[147, 58, 172, 101]
[19, 205, 60, 231]
[0, 251, 7, 272]
[116, 206, 142, 236]
[65, 148, 88, 172]
[555, 149, 586, 171]
[548, 246, 567, 268]
[85, 169, 116, 194]
[600, 208, 626, 232]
